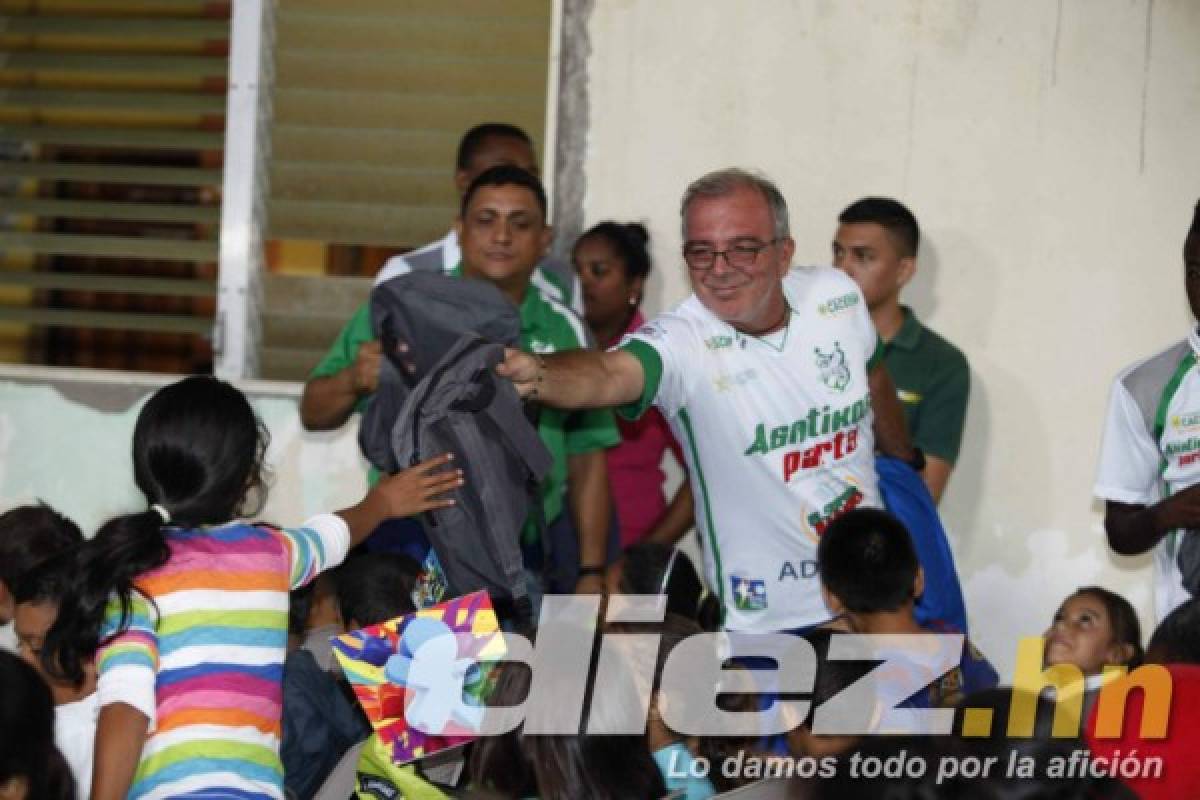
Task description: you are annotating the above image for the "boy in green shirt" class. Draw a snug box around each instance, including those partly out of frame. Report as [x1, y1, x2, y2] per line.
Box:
[832, 197, 970, 503]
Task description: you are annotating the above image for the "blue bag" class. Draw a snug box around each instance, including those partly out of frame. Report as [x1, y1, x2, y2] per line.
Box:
[875, 455, 968, 632]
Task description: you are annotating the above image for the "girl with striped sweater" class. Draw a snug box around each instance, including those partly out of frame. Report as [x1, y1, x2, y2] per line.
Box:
[41, 376, 462, 800]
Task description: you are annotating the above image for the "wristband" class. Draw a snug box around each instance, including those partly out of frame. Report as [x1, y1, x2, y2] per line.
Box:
[578, 565, 605, 578]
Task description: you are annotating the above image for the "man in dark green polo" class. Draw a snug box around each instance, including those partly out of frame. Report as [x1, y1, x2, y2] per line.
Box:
[832, 197, 969, 503]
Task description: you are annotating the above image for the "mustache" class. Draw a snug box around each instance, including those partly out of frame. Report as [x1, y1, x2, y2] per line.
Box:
[702, 275, 749, 289]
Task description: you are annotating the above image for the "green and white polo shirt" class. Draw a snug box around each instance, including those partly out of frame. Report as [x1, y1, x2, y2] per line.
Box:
[619, 266, 884, 633]
[1095, 330, 1200, 620]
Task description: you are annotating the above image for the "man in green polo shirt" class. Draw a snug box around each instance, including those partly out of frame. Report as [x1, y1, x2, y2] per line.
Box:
[300, 166, 618, 593]
[832, 197, 969, 503]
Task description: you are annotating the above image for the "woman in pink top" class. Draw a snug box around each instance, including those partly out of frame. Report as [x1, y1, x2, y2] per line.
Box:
[573, 222, 694, 548]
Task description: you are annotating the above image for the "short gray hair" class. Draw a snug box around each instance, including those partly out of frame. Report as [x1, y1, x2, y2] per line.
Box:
[680, 168, 791, 241]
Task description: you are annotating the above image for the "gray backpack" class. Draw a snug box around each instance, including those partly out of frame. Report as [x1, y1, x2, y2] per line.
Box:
[358, 271, 521, 474]
[392, 334, 553, 621]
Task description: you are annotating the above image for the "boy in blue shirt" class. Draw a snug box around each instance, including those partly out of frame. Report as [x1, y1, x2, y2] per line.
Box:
[817, 508, 997, 711]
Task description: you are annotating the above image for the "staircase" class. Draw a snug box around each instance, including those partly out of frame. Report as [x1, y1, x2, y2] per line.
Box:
[258, 273, 371, 382]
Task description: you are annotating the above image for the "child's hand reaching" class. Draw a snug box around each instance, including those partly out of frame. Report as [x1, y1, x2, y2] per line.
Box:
[339, 454, 463, 547]
[372, 453, 463, 519]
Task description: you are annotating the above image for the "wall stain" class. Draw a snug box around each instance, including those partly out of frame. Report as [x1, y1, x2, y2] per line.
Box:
[1139, 0, 1155, 174]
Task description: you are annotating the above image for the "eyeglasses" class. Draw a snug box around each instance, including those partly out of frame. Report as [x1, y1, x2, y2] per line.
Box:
[682, 238, 779, 271]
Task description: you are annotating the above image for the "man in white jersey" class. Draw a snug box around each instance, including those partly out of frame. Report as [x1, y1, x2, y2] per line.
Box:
[1097, 200, 1200, 620]
[498, 168, 915, 632]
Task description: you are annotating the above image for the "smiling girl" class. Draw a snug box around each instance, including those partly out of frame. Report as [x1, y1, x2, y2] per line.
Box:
[1044, 586, 1143, 676]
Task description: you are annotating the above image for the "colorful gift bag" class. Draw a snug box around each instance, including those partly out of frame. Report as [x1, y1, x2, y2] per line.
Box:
[331, 589, 505, 765]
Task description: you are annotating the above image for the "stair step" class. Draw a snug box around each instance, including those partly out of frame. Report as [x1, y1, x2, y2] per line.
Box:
[4, 196, 219, 224]
[258, 345, 324, 382]
[0, 231, 217, 261]
[0, 160, 222, 186]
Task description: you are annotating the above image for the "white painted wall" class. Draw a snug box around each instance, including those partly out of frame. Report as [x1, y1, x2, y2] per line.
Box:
[582, 0, 1200, 676]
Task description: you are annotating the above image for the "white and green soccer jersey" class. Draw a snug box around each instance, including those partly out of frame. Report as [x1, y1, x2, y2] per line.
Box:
[1095, 330, 1200, 620]
[619, 266, 885, 633]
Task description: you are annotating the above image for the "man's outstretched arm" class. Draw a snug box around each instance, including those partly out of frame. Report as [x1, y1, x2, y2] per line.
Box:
[497, 348, 646, 410]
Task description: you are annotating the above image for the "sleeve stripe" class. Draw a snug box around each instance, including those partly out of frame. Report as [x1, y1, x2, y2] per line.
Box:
[616, 338, 664, 421]
[285, 513, 350, 589]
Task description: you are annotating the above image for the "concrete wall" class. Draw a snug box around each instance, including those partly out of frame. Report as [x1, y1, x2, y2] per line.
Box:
[581, 0, 1200, 675]
[0, 367, 366, 537]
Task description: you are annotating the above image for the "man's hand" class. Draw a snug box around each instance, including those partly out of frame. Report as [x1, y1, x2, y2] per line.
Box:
[496, 347, 542, 399]
[351, 340, 383, 395]
[1151, 484, 1200, 533]
[300, 339, 385, 431]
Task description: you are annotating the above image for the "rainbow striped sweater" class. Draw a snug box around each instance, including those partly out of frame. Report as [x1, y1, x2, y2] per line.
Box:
[95, 514, 349, 800]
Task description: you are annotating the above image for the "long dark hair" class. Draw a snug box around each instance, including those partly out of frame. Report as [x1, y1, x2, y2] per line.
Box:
[0, 651, 76, 800]
[43, 375, 268, 685]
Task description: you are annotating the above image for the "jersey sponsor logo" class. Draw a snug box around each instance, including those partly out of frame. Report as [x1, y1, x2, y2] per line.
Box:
[730, 575, 768, 611]
[817, 292, 860, 317]
[815, 343, 851, 392]
[1166, 435, 1200, 466]
[705, 335, 734, 351]
[1171, 412, 1200, 432]
[781, 430, 860, 481]
[744, 398, 870, 456]
[714, 368, 758, 392]
[799, 476, 866, 544]
[529, 339, 556, 354]
[804, 486, 865, 538]
[778, 560, 818, 581]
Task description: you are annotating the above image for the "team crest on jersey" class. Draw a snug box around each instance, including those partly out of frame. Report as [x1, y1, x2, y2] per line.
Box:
[730, 575, 768, 611]
[815, 343, 851, 393]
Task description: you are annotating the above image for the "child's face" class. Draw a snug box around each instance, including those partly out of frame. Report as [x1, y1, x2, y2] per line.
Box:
[1043, 593, 1129, 675]
[14, 600, 92, 705]
[14, 601, 56, 675]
